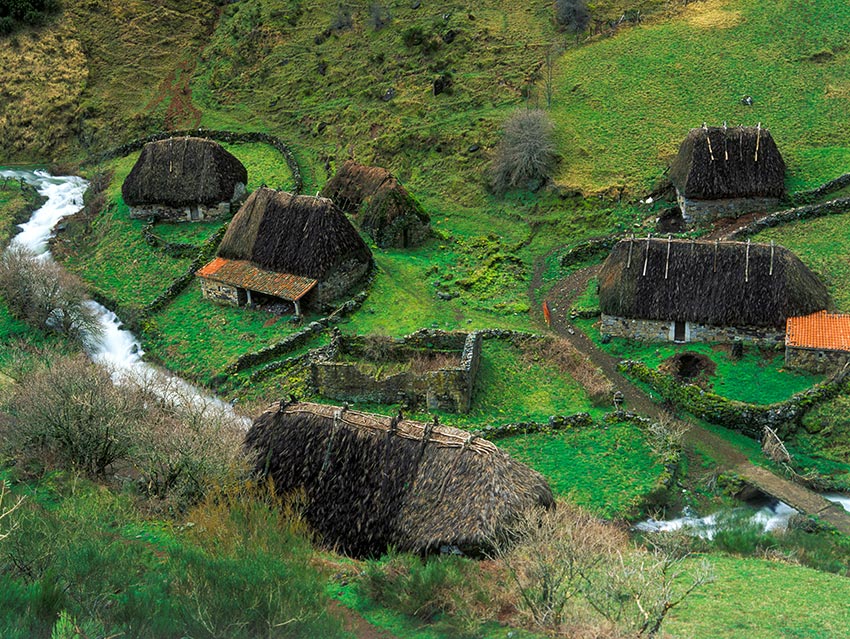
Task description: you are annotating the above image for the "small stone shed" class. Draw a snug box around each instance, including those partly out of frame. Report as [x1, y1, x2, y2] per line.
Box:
[786, 311, 850, 373]
[244, 401, 554, 556]
[312, 330, 482, 413]
[598, 237, 829, 345]
[197, 187, 373, 313]
[122, 136, 247, 222]
[670, 124, 785, 223]
[321, 161, 430, 248]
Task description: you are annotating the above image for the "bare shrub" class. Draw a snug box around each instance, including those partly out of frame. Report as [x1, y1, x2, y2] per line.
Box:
[5, 354, 143, 477]
[524, 338, 613, 406]
[0, 480, 24, 543]
[361, 333, 397, 362]
[131, 375, 249, 506]
[555, 0, 590, 34]
[489, 109, 558, 195]
[0, 246, 101, 345]
[408, 352, 461, 374]
[646, 413, 688, 462]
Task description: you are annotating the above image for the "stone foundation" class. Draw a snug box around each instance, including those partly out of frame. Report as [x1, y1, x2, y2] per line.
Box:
[312, 330, 482, 413]
[199, 278, 244, 306]
[785, 346, 850, 374]
[129, 183, 246, 222]
[676, 191, 780, 225]
[601, 314, 784, 346]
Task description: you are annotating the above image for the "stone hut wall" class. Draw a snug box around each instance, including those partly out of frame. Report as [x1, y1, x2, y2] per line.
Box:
[311, 330, 482, 413]
[601, 314, 784, 346]
[785, 346, 850, 374]
[316, 258, 372, 305]
[129, 183, 246, 223]
[677, 192, 780, 224]
[199, 278, 243, 306]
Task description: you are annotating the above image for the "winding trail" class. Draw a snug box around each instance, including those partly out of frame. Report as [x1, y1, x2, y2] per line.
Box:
[532, 255, 850, 534]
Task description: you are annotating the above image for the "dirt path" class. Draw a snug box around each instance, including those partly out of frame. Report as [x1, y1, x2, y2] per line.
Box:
[330, 600, 400, 639]
[534, 262, 850, 534]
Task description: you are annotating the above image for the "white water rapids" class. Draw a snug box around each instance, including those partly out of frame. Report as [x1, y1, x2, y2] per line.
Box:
[1, 168, 250, 428]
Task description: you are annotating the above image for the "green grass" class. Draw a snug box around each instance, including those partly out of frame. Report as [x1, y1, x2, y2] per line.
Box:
[754, 212, 850, 311]
[0, 179, 27, 247]
[576, 318, 821, 405]
[669, 555, 850, 639]
[148, 219, 226, 246]
[143, 280, 323, 383]
[219, 141, 298, 192]
[550, 0, 850, 194]
[499, 422, 664, 518]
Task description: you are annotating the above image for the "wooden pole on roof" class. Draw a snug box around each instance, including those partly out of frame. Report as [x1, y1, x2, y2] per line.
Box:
[770, 240, 775, 276]
[723, 121, 729, 161]
[745, 239, 751, 283]
[739, 124, 744, 162]
[703, 122, 715, 161]
[755, 122, 762, 162]
[714, 239, 719, 273]
[665, 234, 672, 279]
[643, 233, 651, 277]
[627, 234, 634, 269]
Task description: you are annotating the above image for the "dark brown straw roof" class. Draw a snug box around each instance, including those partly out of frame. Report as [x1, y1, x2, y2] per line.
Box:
[245, 401, 554, 557]
[598, 238, 829, 328]
[121, 137, 247, 207]
[321, 160, 429, 223]
[217, 188, 372, 281]
[669, 125, 785, 200]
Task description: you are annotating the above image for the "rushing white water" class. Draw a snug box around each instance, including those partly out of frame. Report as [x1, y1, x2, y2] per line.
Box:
[1, 168, 249, 427]
[825, 493, 850, 513]
[635, 500, 798, 539]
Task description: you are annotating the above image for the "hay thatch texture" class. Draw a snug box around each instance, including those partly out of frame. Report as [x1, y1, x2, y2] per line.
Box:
[321, 161, 430, 247]
[245, 401, 554, 557]
[217, 187, 372, 281]
[121, 137, 248, 207]
[598, 238, 829, 328]
[670, 126, 785, 200]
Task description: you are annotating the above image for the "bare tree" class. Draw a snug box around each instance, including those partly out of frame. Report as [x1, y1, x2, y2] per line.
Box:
[489, 109, 558, 195]
[0, 481, 24, 543]
[0, 246, 101, 345]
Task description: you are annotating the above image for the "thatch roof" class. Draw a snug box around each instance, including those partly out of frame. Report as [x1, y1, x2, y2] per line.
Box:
[245, 401, 554, 557]
[217, 188, 372, 281]
[122, 137, 247, 207]
[669, 125, 785, 200]
[321, 161, 429, 245]
[598, 238, 829, 328]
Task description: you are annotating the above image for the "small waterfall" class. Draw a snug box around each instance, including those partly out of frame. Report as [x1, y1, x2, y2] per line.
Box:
[0, 168, 250, 428]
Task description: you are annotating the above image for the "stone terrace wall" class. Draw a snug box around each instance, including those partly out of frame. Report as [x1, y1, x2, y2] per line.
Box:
[311, 330, 482, 413]
[785, 346, 850, 374]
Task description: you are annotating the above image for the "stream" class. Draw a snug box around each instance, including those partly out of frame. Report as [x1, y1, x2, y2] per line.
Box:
[0, 168, 249, 427]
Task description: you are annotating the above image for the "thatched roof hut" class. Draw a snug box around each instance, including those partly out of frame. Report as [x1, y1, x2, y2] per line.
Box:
[245, 401, 554, 557]
[671, 125, 785, 200]
[670, 125, 785, 222]
[200, 188, 372, 307]
[122, 137, 247, 219]
[321, 161, 430, 248]
[599, 238, 829, 329]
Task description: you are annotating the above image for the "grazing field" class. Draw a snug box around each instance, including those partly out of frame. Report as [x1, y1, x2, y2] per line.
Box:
[499, 423, 664, 518]
[754, 212, 850, 311]
[669, 555, 850, 639]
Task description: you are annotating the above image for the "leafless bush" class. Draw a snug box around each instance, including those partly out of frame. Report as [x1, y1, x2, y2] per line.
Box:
[5, 354, 143, 477]
[408, 352, 461, 374]
[489, 109, 558, 195]
[0, 246, 101, 345]
[646, 413, 688, 461]
[0, 480, 24, 543]
[488, 502, 713, 637]
[361, 333, 397, 362]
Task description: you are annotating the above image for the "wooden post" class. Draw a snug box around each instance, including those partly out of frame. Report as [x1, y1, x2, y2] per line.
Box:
[627, 234, 634, 269]
[642, 233, 651, 277]
[664, 234, 672, 280]
[745, 239, 751, 283]
[294, 299, 302, 317]
[770, 240, 775, 276]
[246, 289, 253, 306]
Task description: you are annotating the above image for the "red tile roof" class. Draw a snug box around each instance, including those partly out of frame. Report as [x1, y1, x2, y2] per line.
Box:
[197, 257, 317, 301]
[786, 311, 850, 351]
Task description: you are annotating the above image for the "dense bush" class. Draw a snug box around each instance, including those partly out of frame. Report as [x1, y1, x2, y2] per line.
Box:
[489, 109, 558, 195]
[0, 0, 60, 34]
[0, 480, 344, 639]
[555, 0, 590, 33]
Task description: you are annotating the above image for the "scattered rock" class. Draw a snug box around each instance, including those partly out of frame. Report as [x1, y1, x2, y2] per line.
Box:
[442, 29, 457, 43]
[467, 144, 479, 153]
[381, 87, 395, 102]
[410, 0, 420, 8]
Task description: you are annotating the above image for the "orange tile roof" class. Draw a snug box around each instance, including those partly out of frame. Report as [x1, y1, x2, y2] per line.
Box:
[197, 257, 317, 301]
[786, 311, 850, 351]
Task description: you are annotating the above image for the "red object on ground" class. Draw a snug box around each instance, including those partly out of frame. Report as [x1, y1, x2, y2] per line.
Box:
[542, 301, 551, 327]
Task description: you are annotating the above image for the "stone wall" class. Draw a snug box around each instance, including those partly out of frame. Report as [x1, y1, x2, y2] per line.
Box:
[199, 278, 242, 306]
[129, 183, 246, 223]
[677, 192, 780, 224]
[601, 314, 784, 346]
[785, 346, 850, 374]
[316, 258, 372, 306]
[311, 330, 482, 413]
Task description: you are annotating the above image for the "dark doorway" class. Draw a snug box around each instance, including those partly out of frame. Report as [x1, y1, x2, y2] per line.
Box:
[674, 320, 686, 343]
